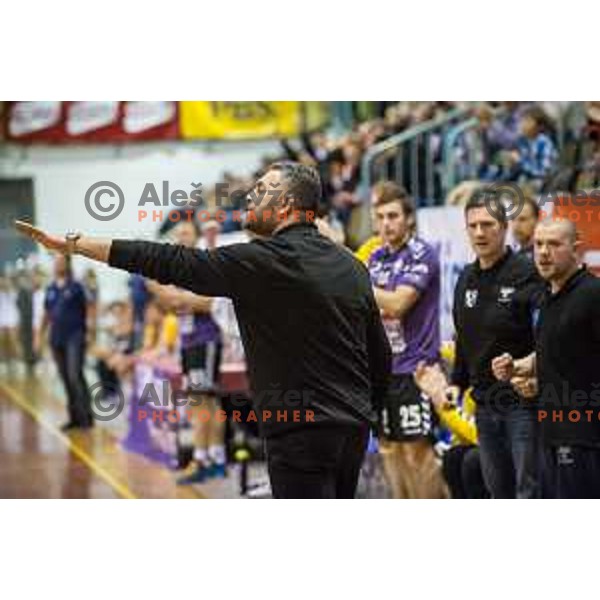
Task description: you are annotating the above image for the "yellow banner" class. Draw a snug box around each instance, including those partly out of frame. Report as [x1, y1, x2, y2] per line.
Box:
[303, 101, 331, 131]
[180, 101, 301, 139]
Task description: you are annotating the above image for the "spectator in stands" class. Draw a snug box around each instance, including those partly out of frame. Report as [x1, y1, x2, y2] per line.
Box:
[281, 132, 334, 220]
[506, 106, 558, 188]
[454, 103, 552, 188]
[511, 194, 540, 260]
[486, 102, 521, 148]
[357, 119, 387, 147]
[327, 149, 361, 228]
[37, 254, 93, 430]
[469, 105, 505, 181]
[574, 102, 600, 189]
[383, 105, 410, 136]
[248, 102, 457, 245]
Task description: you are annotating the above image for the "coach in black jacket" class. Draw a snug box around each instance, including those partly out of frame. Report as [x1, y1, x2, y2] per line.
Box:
[15, 161, 391, 499]
[451, 191, 542, 499]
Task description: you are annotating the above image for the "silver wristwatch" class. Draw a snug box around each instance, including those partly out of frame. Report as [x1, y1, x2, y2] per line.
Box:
[65, 231, 82, 255]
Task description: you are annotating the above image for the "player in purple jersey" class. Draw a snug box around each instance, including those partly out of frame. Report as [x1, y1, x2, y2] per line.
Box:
[368, 183, 445, 498]
[148, 221, 225, 484]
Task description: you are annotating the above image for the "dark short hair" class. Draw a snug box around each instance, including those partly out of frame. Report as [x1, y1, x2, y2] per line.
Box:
[269, 161, 322, 211]
[465, 189, 508, 225]
[522, 194, 540, 219]
[372, 181, 415, 221]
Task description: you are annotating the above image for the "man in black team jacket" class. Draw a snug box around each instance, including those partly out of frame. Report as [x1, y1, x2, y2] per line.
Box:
[15, 161, 391, 499]
[451, 191, 542, 498]
[493, 219, 600, 498]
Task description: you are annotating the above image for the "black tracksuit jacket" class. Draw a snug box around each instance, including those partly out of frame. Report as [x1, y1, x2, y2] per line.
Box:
[109, 223, 391, 438]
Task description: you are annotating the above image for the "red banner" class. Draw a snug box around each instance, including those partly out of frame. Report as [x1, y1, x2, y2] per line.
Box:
[4, 101, 178, 143]
[4, 101, 65, 142]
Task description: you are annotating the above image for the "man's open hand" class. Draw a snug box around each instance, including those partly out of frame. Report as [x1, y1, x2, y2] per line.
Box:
[14, 220, 68, 253]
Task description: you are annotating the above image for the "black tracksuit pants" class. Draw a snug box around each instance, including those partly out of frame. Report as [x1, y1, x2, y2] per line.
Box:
[265, 423, 369, 499]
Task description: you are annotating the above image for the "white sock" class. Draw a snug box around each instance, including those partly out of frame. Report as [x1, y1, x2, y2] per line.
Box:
[194, 448, 208, 465]
[208, 445, 226, 465]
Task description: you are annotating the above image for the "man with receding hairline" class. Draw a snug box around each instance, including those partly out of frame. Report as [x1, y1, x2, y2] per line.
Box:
[15, 161, 392, 499]
[492, 218, 600, 498]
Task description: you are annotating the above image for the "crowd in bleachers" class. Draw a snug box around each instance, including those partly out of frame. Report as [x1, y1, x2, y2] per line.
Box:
[180, 101, 600, 249]
[176, 102, 462, 247]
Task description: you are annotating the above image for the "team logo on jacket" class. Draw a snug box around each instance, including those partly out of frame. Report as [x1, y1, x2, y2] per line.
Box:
[465, 289, 478, 308]
[498, 286, 515, 304]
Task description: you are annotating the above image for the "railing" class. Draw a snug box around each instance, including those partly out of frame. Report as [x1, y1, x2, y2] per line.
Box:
[441, 104, 574, 198]
[442, 105, 513, 197]
[360, 107, 468, 205]
[442, 117, 479, 198]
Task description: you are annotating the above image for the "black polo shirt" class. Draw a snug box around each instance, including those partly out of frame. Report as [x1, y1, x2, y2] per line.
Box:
[536, 267, 600, 447]
[108, 222, 391, 437]
[451, 247, 542, 402]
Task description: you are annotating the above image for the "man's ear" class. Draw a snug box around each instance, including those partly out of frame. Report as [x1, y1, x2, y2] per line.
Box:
[279, 192, 296, 212]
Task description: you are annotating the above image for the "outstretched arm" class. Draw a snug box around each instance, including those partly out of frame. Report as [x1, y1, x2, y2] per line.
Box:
[14, 221, 233, 297]
[15, 221, 112, 262]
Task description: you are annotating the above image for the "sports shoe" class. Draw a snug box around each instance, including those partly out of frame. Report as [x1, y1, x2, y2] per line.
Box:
[177, 464, 211, 485]
[207, 463, 227, 479]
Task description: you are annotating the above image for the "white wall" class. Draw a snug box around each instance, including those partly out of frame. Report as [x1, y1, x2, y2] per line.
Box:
[0, 140, 279, 300]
